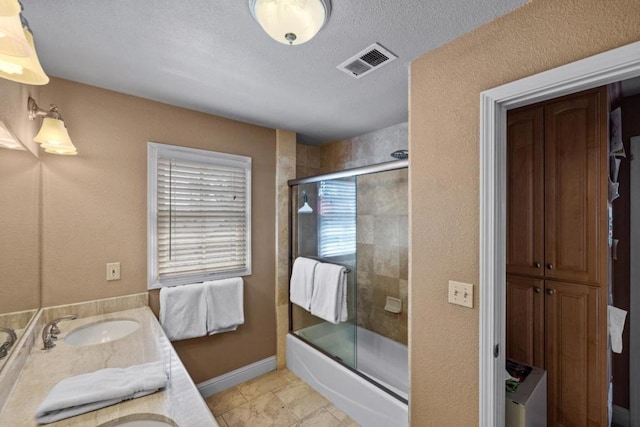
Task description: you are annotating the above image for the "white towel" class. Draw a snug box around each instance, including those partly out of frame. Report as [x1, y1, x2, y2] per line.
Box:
[204, 278, 244, 335]
[35, 361, 167, 424]
[159, 283, 207, 341]
[290, 257, 319, 310]
[310, 263, 347, 324]
[608, 305, 628, 354]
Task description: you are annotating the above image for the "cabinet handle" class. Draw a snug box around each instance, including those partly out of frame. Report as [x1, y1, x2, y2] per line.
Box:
[534, 262, 541, 268]
[547, 263, 554, 270]
[534, 287, 542, 294]
[546, 289, 556, 296]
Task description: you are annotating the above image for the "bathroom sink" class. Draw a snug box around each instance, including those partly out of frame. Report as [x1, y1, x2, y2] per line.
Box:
[64, 319, 139, 346]
[97, 413, 179, 427]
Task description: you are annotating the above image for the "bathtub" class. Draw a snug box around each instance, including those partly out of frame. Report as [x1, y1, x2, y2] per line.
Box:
[287, 324, 408, 427]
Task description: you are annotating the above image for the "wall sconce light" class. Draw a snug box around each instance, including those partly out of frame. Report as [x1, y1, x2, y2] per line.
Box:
[27, 96, 77, 155]
[0, 0, 49, 85]
[249, 0, 331, 46]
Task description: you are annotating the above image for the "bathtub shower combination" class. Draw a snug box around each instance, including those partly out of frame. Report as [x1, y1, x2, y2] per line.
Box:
[287, 160, 409, 427]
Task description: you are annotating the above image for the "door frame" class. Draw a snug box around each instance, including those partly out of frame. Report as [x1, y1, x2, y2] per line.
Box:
[629, 136, 640, 427]
[479, 40, 640, 427]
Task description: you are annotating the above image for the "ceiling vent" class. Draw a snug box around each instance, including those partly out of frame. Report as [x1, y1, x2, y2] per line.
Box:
[337, 43, 397, 79]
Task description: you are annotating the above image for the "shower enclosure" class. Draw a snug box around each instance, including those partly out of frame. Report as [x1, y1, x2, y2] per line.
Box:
[288, 160, 409, 408]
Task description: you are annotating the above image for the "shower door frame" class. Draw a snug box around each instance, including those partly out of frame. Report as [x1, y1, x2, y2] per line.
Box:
[287, 159, 409, 403]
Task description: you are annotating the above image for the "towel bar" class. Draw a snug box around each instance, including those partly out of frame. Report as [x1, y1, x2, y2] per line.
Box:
[299, 256, 351, 273]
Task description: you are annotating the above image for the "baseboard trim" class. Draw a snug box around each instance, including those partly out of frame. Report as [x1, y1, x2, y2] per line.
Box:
[613, 405, 630, 427]
[197, 355, 277, 398]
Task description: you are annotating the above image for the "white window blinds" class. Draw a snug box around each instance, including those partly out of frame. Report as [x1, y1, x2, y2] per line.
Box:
[148, 143, 251, 289]
[318, 178, 356, 257]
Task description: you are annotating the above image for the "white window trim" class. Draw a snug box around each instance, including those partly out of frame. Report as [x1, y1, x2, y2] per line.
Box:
[479, 41, 640, 427]
[147, 142, 252, 290]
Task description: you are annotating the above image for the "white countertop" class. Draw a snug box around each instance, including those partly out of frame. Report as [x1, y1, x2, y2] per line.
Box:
[0, 307, 217, 427]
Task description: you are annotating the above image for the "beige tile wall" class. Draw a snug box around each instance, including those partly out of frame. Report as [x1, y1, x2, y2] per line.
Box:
[275, 130, 296, 369]
[357, 169, 408, 344]
[295, 143, 321, 178]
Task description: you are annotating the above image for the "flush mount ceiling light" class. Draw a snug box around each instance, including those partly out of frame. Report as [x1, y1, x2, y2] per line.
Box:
[0, 0, 48, 85]
[28, 96, 77, 155]
[249, 0, 331, 45]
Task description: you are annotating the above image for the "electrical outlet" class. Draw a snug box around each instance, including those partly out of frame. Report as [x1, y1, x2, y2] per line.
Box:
[106, 262, 121, 281]
[448, 280, 473, 308]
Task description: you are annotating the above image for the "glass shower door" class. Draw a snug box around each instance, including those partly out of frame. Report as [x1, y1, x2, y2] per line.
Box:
[290, 178, 357, 368]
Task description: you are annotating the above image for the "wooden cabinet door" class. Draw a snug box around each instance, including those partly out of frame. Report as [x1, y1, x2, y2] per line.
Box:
[506, 275, 544, 368]
[545, 281, 605, 427]
[506, 106, 545, 277]
[544, 88, 607, 284]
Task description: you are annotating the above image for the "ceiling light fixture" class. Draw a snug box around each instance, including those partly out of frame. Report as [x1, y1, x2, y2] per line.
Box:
[27, 96, 77, 155]
[249, 0, 331, 46]
[0, 0, 48, 85]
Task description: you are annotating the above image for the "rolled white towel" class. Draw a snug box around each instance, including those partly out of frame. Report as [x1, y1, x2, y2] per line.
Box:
[35, 361, 167, 424]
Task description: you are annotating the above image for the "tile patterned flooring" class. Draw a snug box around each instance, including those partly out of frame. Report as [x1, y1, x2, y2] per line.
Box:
[205, 369, 360, 426]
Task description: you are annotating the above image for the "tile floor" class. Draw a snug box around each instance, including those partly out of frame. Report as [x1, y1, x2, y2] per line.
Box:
[205, 368, 360, 426]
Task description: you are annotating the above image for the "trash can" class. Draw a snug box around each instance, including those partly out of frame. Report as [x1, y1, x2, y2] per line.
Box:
[505, 359, 547, 427]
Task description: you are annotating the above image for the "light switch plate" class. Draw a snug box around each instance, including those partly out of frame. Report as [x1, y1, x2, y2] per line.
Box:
[448, 280, 473, 308]
[106, 262, 121, 281]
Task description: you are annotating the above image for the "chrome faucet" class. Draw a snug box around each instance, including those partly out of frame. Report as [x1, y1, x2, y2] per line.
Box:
[42, 315, 78, 350]
[0, 327, 17, 359]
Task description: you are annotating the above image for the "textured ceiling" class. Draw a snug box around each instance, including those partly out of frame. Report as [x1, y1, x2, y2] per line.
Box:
[21, 0, 527, 144]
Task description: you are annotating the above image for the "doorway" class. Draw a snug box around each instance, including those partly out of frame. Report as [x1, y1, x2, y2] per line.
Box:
[479, 40, 640, 427]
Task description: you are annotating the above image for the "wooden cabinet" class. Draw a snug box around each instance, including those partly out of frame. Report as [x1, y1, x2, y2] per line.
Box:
[507, 107, 544, 277]
[506, 87, 608, 426]
[545, 281, 604, 427]
[507, 87, 608, 285]
[544, 94, 607, 284]
[506, 275, 544, 368]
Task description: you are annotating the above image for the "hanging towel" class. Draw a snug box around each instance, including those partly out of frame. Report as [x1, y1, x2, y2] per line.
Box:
[608, 305, 628, 354]
[204, 278, 244, 335]
[159, 283, 207, 341]
[290, 257, 320, 311]
[310, 263, 347, 324]
[35, 361, 167, 424]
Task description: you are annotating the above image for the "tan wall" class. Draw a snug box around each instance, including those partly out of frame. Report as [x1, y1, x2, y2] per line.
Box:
[409, 0, 640, 425]
[37, 78, 276, 383]
[0, 149, 40, 313]
[0, 79, 41, 314]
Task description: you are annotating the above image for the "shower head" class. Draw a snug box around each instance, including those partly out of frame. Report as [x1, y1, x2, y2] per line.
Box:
[298, 191, 313, 214]
[391, 149, 408, 160]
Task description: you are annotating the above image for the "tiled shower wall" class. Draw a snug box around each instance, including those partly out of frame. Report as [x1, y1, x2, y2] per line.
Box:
[296, 122, 408, 345]
[356, 169, 408, 345]
[297, 122, 408, 178]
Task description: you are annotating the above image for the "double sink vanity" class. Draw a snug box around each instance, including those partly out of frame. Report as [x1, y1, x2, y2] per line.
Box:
[0, 294, 217, 426]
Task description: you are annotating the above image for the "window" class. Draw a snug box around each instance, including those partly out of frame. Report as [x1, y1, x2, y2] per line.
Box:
[318, 178, 356, 257]
[148, 142, 251, 289]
